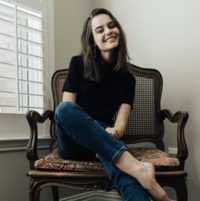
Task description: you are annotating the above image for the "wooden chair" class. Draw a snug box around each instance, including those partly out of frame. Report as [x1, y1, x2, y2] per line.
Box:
[26, 64, 189, 201]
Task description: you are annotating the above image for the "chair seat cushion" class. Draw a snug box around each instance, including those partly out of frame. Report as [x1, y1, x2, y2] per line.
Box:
[34, 147, 180, 172]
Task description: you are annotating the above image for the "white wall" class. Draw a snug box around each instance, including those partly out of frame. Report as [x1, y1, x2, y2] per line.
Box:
[54, 0, 94, 70]
[94, 0, 200, 200]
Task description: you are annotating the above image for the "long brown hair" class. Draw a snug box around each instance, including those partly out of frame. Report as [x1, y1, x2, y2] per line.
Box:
[81, 8, 131, 82]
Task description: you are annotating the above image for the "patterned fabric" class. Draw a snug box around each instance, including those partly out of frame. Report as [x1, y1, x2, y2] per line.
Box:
[129, 147, 179, 171]
[35, 147, 180, 172]
[35, 149, 104, 172]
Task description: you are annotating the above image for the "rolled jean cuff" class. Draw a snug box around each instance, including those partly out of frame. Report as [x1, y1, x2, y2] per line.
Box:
[111, 145, 128, 165]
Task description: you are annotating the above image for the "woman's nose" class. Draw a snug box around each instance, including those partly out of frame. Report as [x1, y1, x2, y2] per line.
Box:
[105, 28, 112, 35]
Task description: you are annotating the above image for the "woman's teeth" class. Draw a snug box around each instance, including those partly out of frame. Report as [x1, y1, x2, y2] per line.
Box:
[106, 37, 115, 42]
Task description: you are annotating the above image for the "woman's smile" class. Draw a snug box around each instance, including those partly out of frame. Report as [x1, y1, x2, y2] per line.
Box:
[104, 36, 117, 42]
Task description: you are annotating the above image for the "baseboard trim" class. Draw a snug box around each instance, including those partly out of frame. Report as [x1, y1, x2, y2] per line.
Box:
[0, 137, 51, 152]
[60, 191, 122, 201]
[60, 191, 177, 201]
[60, 191, 94, 201]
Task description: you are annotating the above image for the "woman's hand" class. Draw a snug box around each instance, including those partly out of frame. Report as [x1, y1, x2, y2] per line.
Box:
[105, 127, 119, 140]
[96, 127, 119, 158]
[96, 153, 100, 158]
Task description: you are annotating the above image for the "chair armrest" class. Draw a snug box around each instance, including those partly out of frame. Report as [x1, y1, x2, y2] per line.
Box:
[26, 110, 55, 170]
[160, 109, 189, 169]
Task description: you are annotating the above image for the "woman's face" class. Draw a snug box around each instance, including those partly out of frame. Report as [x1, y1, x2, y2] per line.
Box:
[91, 14, 120, 56]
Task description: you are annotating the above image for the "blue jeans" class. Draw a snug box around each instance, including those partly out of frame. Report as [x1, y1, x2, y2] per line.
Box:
[54, 101, 150, 201]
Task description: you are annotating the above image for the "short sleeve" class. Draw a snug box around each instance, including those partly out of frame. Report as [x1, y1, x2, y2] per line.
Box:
[120, 74, 136, 109]
[62, 56, 82, 92]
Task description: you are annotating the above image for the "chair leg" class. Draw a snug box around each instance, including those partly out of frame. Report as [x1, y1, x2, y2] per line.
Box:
[29, 179, 41, 201]
[174, 178, 188, 201]
[175, 186, 187, 201]
[52, 186, 59, 201]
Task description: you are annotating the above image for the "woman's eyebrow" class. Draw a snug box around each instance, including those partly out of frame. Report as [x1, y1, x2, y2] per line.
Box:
[94, 21, 114, 31]
[94, 26, 103, 31]
[108, 20, 115, 25]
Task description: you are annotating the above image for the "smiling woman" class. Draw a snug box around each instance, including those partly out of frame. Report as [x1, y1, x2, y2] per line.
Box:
[55, 8, 170, 201]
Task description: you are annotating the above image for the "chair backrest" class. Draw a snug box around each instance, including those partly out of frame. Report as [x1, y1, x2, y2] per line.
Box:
[50, 64, 164, 151]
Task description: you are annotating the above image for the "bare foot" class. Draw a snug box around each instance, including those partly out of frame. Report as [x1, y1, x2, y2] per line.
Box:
[114, 152, 170, 201]
[143, 162, 155, 178]
[135, 162, 170, 201]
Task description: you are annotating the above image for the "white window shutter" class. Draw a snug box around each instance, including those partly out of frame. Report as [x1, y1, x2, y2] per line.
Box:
[0, 0, 46, 114]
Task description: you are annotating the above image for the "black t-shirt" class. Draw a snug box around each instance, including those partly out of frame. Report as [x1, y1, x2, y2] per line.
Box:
[62, 56, 135, 124]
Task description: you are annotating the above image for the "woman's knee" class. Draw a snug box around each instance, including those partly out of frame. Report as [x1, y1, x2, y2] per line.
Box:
[54, 101, 78, 122]
[56, 101, 76, 114]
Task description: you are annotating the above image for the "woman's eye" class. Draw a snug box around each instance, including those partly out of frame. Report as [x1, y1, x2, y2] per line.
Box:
[97, 30, 103, 33]
[110, 24, 116, 28]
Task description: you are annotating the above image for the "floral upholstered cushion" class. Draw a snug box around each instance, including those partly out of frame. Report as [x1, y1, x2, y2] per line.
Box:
[34, 147, 179, 172]
[128, 147, 179, 171]
[35, 149, 104, 172]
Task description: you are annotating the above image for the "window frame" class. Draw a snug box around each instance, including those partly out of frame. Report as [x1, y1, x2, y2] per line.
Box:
[0, 0, 55, 150]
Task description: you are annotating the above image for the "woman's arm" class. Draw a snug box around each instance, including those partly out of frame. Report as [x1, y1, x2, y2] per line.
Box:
[96, 104, 131, 159]
[62, 92, 77, 102]
[113, 103, 131, 139]
[105, 103, 131, 140]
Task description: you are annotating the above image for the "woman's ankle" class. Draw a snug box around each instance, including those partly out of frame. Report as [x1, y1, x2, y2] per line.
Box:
[115, 151, 142, 177]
